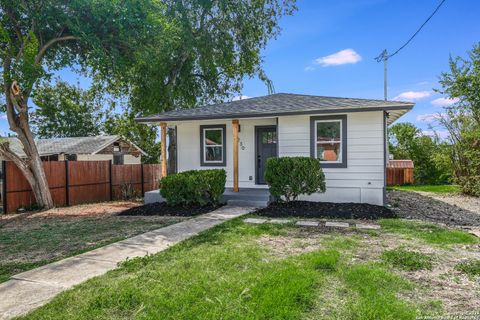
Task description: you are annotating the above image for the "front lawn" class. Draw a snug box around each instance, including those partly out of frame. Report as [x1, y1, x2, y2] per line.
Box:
[0, 214, 185, 283]
[387, 185, 460, 194]
[21, 218, 480, 319]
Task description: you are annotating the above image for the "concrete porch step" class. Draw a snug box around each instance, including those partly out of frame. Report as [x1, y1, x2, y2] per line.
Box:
[226, 199, 268, 208]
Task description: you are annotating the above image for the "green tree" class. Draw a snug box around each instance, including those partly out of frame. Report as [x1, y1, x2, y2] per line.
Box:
[388, 122, 450, 185]
[104, 112, 160, 164]
[0, 0, 158, 208]
[31, 80, 104, 138]
[0, 0, 296, 209]
[436, 43, 480, 195]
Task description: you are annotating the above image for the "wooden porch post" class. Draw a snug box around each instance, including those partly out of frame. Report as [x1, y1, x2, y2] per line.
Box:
[160, 122, 167, 177]
[232, 119, 239, 192]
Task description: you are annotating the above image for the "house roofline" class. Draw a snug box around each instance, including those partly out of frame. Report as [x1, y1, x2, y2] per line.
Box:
[135, 105, 414, 124]
[91, 135, 148, 156]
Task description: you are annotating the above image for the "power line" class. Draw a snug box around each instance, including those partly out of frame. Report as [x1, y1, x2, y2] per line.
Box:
[376, 0, 447, 62]
[375, 0, 447, 100]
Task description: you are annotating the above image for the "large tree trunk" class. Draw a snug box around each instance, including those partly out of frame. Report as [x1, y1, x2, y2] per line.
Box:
[0, 81, 54, 210]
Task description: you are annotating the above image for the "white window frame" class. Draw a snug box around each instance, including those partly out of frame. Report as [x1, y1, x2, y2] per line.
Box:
[310, 115, 347, 168]
[314, 119, 343, 164]
[203, 128, 224, 163]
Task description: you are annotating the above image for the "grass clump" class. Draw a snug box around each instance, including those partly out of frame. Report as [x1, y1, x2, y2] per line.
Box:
[379, 219, 478, 246]
[341, 264, 416, 319]
[455, 259, 480, 276]
[381, 248, 433, 271]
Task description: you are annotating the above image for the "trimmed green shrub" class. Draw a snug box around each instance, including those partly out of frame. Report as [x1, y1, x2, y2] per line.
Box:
[160, 169, 226, 206]
[264, 157, 326, 202]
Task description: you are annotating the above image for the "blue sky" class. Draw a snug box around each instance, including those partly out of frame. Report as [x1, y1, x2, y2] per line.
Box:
[2, 0, 479, 136]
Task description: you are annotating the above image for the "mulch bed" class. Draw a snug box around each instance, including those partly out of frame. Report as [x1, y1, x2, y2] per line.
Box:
[117, 202, 222, 217]
[387, 190, 480, 226]
[254, 201, 396, 220]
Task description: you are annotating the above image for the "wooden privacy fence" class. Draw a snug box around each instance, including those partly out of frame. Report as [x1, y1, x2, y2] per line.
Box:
[387, 160, 414, 186]
[1, 161, 161, 213]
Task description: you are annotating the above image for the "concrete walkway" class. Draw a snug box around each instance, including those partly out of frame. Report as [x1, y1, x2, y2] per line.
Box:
[0, 206, 252, 319]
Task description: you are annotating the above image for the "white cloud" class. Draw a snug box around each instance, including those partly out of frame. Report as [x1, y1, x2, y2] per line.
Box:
[314, 49, 362, 67]
[431, 97, 459, 107]
[393, 91, 432, 101]
[0, 114, 7, 120]
[304, 66, 315, 72]
[232, 95, 250, 101]
[416, 113, 445, 122]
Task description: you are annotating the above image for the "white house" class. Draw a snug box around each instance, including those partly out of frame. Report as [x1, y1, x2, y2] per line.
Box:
[137, 93, 413, 206]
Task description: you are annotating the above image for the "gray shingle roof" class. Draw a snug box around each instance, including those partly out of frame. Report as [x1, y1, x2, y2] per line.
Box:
[3, 135, 122, 158]
[136, 93, 414, 123]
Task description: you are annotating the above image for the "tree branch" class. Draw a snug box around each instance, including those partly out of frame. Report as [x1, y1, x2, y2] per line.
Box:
[34, 35, 79, 64]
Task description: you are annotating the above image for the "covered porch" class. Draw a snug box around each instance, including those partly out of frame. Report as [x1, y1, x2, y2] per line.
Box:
[144, 187, 271, 208]
[158, 117, 278, 192]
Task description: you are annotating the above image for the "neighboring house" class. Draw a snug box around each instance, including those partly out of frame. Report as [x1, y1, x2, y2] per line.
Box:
[1, 135, 146, 164]
[137, 93, 413, 205]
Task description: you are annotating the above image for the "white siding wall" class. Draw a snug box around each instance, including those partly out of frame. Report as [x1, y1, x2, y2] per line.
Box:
[175, 118, 276, 188]
[278, 111, 385, 205]
[173, 111, 386, 205]
[76, 154, 141, 164]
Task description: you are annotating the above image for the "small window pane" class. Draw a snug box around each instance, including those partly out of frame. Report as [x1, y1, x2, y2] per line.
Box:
[205, 129, 223, 145]
[205, 146, 222, 161]
[316, 143, 341, 161]
[317, 121, 341, 142]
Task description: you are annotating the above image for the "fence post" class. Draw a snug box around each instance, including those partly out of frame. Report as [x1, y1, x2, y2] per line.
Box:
[141, 163, 144, 195]
[2, 161, 7, 213]
[65, 160, 70, 206]
[109, 160, 113, 201]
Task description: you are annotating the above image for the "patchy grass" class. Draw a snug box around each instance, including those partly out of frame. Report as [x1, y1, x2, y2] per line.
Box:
[387, 185, 460, 194]
[381, 248, 433, 271]
[341, 264, 415, 319]
[20, 219, 448, 320]
[455, 259, 480, 276]
[379, 219, 478, 246]
[0, 215, 184, 282]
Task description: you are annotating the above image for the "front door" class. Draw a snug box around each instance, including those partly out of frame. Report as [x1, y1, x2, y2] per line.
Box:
[255, 126, 277, 184]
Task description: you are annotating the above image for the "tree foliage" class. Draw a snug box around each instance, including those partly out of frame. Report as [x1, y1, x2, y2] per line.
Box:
[388, 123, 451, 185]
[31, 80, 104, 138]
[0, 0, 297, 208]
[435, 43, 480, 196]
[121, 0, 297, 115]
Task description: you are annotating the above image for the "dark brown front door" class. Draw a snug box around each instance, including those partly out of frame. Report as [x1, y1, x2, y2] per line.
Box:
[255, 126, 277, 184]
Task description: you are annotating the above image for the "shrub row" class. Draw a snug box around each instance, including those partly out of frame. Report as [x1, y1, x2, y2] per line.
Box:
[160, 169, 226, 206]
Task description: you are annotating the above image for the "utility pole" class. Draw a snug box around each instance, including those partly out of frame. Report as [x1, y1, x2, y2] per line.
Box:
[375, 49, 388, 101]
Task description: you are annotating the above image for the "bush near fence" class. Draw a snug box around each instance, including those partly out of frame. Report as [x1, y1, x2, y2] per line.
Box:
[1, 161, 161, 213]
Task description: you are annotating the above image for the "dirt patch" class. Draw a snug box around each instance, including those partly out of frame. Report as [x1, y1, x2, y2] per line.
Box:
[117, 202, 222, 216]
[256, 225, 480, 314]
[387, 190, 480, 226]
[255, 201, 396, 220]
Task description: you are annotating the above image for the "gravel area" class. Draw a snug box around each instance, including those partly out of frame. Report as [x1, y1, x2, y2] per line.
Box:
[387, 190, 480, 226]
[255, 201, 396, 220]
[117, 202, 222, 216]
[417, 192, 480, 215]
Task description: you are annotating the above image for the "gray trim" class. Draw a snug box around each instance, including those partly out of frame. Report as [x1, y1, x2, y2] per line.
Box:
[310, 115, 348, 169]
[254, 125, 278, 185]
[136, 105, 413, 123]
[200, 124, 227, 167]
